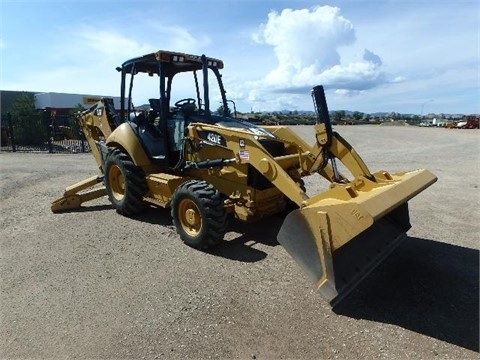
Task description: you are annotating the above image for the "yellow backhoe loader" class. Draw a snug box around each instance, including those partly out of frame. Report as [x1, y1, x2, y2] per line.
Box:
[51, 50, 437, 305]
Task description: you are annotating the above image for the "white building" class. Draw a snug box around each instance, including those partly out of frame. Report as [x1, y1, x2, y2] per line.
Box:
[34, 92, 122, 110]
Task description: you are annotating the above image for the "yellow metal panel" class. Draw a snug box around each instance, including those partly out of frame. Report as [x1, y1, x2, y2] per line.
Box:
[106, 123, 150, 166]
[278, 168, 437, 304]
[145, 173, 188, 207]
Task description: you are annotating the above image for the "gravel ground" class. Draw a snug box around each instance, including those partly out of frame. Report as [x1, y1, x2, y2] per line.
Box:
[1, 125, 479, 359]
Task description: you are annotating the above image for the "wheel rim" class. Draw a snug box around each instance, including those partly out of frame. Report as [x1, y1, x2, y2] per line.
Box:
[108, 164, 125, 201]
[178, 198, 202, 237]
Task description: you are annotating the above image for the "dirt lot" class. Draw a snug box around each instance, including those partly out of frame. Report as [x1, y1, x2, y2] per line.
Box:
[1, 125, 479, 359]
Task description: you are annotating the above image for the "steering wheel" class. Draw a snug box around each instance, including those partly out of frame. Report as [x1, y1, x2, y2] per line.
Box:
[174, 98, 196, 108]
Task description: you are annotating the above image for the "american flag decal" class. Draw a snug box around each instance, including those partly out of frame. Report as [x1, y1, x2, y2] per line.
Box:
[239, 150, 250, 161]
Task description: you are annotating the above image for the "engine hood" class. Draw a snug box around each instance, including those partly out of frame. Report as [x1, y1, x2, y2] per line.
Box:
[188, 114, 275, 138]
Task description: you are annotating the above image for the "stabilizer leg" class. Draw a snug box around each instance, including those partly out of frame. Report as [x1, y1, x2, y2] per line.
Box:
[51, 175, 107, 212]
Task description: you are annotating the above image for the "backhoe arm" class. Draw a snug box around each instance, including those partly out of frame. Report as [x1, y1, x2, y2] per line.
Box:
[50, 99, 119, 213]
[78, 98, 119, 170]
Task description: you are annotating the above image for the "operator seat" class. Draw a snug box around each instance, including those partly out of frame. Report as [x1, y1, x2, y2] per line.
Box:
[122, 99, 165, 165]
[149, 98, 175, 119]
[149, 98, 161, 112]
[134, 123, 166, 164]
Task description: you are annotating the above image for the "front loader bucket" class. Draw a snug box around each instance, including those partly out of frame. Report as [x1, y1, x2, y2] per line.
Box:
[277, 169, 437, 306]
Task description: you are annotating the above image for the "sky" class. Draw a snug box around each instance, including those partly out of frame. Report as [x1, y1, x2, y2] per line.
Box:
[1, 0, 479, 114]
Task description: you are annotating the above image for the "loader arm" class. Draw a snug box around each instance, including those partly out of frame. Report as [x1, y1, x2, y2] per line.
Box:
[309, 124, 373, 179]
[186, 123, 311, 206]
[273, 87, 373, 182]
[187, 120, 383, 209]
[259, 122, 371, 187]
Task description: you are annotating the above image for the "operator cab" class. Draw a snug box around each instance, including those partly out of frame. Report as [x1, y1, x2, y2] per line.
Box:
[118, 50, 274, 169]
[117, 51, 228, 167]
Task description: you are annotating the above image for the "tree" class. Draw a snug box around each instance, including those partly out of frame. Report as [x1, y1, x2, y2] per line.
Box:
[352, 111, 364, 122]
[216, 105, 232, 117]
[410, 115, 421, 125]
[10, 93, 47, 146]
[331, 111, 345, 124]
[389, 112, 400, 120]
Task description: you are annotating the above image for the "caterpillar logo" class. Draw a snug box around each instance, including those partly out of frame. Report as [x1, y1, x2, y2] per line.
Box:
[198, 131, 226, 147]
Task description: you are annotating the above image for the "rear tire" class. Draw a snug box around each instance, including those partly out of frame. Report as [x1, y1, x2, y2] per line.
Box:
[104, 149, 147, 216]
[171, 180, 227, 250]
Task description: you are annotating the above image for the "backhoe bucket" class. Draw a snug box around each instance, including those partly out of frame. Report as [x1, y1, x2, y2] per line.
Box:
[277, 169, 437, 305]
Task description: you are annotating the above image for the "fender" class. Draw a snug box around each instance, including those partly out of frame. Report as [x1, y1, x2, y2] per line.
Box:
[106, 123, 150, 166]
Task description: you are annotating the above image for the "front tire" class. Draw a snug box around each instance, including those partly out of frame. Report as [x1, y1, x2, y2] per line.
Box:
[104, 149, 147, 216]
[171, 180, 227, 250]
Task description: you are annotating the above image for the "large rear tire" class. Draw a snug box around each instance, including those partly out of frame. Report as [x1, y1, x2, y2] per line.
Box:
[104, 149, 148, 216]
[171, 180, 227, 250]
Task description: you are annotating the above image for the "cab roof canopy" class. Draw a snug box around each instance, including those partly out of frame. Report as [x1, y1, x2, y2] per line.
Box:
[119, 50, 224, 77]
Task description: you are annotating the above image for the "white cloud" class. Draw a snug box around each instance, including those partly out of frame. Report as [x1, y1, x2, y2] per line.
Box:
[242, 5, 394, 110]
[363, 49, 382, 66]
[392, 76, 406, 83]
[254, 6, 355, 73]
[2, 24, 211, 105]
[334, 89, 363, 97]
[145, 22, 211, 54]
[75, 29, 153, 59]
